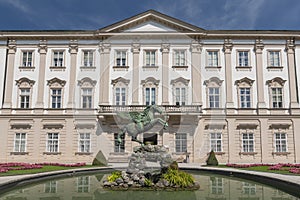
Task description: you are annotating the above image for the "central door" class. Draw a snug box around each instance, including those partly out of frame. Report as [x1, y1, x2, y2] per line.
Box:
[143, 133, 158, 145]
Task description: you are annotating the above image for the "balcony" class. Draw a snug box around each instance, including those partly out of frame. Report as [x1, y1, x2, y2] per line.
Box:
[98, 105, 202, 115]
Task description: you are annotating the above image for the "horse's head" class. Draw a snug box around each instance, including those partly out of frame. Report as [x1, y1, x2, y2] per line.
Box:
[148, 104, 163, 114]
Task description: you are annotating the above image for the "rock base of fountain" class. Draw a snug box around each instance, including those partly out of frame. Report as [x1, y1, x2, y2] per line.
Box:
[103, 144, 200, 191]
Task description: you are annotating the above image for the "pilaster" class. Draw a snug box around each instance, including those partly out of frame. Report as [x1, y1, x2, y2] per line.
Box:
[35, 40, 48, 109]
[223, 39, 234, 112]
[3, 40, 17, 109]
[190, 40, 202, 105]
[67, 40, 78, 108]
[161, 43, 170, 105]
[131, 43, 140, 105]
[286, 39, 299, 112]
[254, 39, 267, 113]
[99, 42, 111, 105]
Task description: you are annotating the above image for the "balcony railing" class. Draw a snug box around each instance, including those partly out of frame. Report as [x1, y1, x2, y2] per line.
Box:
[98, 105, 202, 114]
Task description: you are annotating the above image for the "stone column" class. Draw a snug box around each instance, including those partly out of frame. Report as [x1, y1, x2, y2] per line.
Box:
[35, 40, 47, 109]
[190, 40, 202, 105]
[161, 43, 170, 105]
[286, 39, 299, 110]
[131, 43, 140, 105]
[223, 39, 234, 110]
[254, 39, 266, 111]
[3, 40, 16, 109]
[99, 43, 111, 105]
[67, 40, 78, 108]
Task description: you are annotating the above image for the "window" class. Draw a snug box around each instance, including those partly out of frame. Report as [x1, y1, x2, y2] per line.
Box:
[238, 51, 249, 67]
[268, 51, 280, 67]
[242, 133, 254, 152]
[242, 182, 256, 195]
[47, 133, 59, 153]
[275, 133, 287, 152]
[207, 51, 219, 67]
[114, 133, 125, 153]
[175, 88, 186, 106]
[20, 89, 30, 109]
[115, 87, 126, 106]
[116, 50, 126, 66]
[145, 50, 156, 66]
[51, 89, 62, 108]
[210, 177, 223, 194]
[83, 50, 94, 67]
[240, 88, 251, 108]
[174, 50, 186, 66]
[82, 88, 92, 108]
[22, 51, 33, 67]
[209, 87, 220, 108]
[145, 87, 156, 105]
[44, 181, 57, 193]
[175, 133, 187, 153]
[79, 133, 90, 153]
[53, 51, 64, 67]
[14, 133, 26, 152]
[272, 88, 283, 108]
[210, 132, 222, 152]
[77, 176, 90, 193]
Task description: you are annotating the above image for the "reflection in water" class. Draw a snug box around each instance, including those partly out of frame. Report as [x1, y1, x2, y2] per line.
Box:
[0, 172, 298, 200]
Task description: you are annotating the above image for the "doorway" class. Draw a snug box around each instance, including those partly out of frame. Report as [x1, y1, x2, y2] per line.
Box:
[143, 133, 157, 145]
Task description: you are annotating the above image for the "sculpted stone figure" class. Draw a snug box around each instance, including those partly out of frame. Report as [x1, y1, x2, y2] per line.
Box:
[116, 105, 168, 144]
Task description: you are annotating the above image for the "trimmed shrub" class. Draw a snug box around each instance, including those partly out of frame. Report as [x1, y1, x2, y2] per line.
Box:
[206, 150, 219, 166]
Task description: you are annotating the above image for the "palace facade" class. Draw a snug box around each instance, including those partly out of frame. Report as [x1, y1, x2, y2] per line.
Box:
[0, 10, 300, 164]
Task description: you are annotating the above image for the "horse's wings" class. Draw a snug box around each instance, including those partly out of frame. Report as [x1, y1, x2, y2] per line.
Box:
[116, 111, 140, 123]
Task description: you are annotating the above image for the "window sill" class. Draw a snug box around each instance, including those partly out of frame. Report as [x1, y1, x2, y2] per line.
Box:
[205, 66, 221, 71]
[10, 152, 29, 155]
[80, 66, 96, 71]
[239, 152, 258, 155]
[75, 152, 93, 155]
[109, 152, 128, 156]
[207, 152, 225, 155]
[267, 66, 283, 71]
[172, 66, 188, 70]
[272, 152, 291, 156]
[113, 66, 129, 71]
[49, 66, 66, 71]
[172, 152, 190, 155]
[142, 66, 159, 71]
[43, 152, 62, 155]
[19, 66, 35, 71]
[236, 66, 252, 71]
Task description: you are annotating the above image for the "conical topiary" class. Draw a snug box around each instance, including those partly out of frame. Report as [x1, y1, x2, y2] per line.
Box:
[206, 150, 219, 166]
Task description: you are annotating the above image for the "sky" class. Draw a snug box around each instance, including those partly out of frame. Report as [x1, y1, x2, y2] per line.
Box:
[0, 0, 299, 31]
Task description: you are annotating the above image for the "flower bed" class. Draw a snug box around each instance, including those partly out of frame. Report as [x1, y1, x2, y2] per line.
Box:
[0, 162, 86, 173]
[226, 163, 300, 175]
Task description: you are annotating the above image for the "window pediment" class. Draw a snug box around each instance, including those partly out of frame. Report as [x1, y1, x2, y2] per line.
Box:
[15, 77, 35, 88]
[235, 77, 254, 87]
[47, 77, 66, 87]
[204, 77, 223, 87]
[111, 77, 130, 86]
[266, 77, 286, 87]
[171, 77, 190, 86]
[78, 77, 97, 87]
[141, 77, 160, 86]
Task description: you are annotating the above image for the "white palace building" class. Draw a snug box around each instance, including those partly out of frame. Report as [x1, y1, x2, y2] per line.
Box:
[0, 10, 300, 164]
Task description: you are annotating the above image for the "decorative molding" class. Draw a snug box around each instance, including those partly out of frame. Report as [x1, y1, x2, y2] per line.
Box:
[15, 77, 35, 87]
[190, 40, 202, 53]
[131, 43, 140, 53]
[170, 77, 190, 86]
[38, 40, 48, 54]
[78, 77, 97, 87]
[223, 39, 233, 53]
[285, 38, 295, 54]
[266, 77, 286, 87]
[47, 77, 66, 87]
[69, 40, 78, 54]
[111, 77, 130, 86]
[160, 43, 170, 53]
[141, 77, 160, 86]
[254, 39, 264, 53]
[8, 40, 16, 54]
[204, 77, 223, 87]
[235, 77, 255, 87]
[99, 42, 111, 53]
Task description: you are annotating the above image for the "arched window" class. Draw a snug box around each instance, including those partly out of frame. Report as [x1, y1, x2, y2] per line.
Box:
[78, 77, 97, 109]
[141, 77, 159, 105]
[15, 77, 35, 109]
[171, 77, 190, 106]
[204, 77, 223, 108]
[266, 77, 286, 108]
[235, 77, 254, 108]
[47, 77, 66, 109]
[111, 77, 129, 106]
